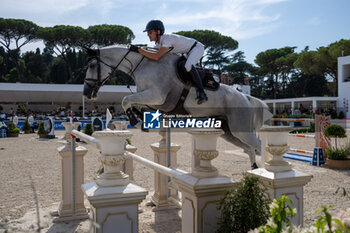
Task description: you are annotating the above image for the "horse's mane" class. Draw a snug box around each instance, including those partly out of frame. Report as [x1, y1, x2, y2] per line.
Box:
[102, 44, 129, 50]
[101, 44, 180, 66]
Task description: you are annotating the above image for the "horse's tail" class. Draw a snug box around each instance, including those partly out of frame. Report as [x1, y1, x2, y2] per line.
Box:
[246, 95, 273, 132]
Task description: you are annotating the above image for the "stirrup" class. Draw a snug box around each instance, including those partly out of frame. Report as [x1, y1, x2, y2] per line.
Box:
[196, 92, 208, 105]
[126, 108, 138, 126]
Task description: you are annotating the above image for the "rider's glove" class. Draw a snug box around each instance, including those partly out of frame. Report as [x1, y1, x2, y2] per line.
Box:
[129, 45, 140, 53]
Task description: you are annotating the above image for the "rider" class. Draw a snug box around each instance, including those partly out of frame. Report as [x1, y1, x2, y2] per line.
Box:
[130, 20, 208, 105]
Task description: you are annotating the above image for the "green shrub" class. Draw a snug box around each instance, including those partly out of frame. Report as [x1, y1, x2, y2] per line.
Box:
[331, 110, 338, 119]
[216, 174, 271, 233]
[22, 119, 32, 133]
[7, 121, 20, 134]
[309, 122, 315, 132]
[83, 123, 94, 136]
[37, 122, 46, 135]
[344, 143, 350, 155]
[289, 128, 309, 134]
[326, 147, 348, 160]
[324, 125, 347, 149]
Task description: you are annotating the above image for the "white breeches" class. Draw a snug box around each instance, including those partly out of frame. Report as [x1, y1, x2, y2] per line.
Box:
[184, 43, 205, 72]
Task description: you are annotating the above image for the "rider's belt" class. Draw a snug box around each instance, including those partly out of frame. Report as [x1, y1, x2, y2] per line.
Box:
[187, 41, 198, 54]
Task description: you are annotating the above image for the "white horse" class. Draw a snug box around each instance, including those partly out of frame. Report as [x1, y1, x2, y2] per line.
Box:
[83, 45, 272, 169]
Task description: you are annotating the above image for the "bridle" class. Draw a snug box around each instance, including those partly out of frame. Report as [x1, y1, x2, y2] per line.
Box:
[84, 48, 144, 94]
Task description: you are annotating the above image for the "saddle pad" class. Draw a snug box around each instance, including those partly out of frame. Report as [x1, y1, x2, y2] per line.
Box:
[176, 56, 220, 91]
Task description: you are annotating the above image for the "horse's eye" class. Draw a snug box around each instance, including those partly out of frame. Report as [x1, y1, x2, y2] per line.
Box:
[89, 63, 95, 69]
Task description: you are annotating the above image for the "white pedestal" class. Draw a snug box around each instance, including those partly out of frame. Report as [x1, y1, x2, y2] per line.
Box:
[55, 144, 89, 222]
[174, 174, 235, 233]
[248, 168, 312, 226]
[82, 181, 147, 233]
[249, 126, 313, 227]
[173, 129, 235, 233]
[82, 130, 147, 233]
[149, 131, 181, 211]
[55, 121, 88, 222]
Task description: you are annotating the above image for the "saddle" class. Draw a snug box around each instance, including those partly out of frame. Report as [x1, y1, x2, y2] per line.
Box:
[176, 56, 220, 91]
[166, 57, 220, 115]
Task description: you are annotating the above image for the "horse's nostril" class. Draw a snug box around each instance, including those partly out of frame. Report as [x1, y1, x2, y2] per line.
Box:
[83, 88, 92, 99]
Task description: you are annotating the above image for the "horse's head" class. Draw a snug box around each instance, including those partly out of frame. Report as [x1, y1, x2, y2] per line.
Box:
[83, 45, 131, 99]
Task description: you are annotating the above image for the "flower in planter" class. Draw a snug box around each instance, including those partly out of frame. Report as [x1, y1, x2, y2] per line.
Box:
[331, 208, 350, 232]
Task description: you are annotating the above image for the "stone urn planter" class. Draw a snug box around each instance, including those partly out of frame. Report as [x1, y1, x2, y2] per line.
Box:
[7, 132, 19, 137]
[327, 159, 350, 170]
[39, 134, 47, 138]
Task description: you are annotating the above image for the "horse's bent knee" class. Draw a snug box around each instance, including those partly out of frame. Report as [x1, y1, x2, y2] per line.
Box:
[122, 96, 131, 111]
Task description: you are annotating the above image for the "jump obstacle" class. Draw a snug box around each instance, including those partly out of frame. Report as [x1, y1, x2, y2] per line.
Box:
[270, 115, 331, 165]
[54, 115, 313, 232]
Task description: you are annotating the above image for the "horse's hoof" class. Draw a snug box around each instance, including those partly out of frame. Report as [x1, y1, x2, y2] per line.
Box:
[129, 118, 138, 126]
[141, 127, 149, 132]
[132, 107, 143, 119]
[197, 95, 208, 105]
[251, 163, 258, 170]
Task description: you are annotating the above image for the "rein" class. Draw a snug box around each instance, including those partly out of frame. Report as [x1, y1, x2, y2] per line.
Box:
[84, 48, 144, 93]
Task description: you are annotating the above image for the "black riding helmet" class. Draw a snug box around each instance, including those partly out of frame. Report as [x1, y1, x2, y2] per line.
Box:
[143, 20, 165, 35]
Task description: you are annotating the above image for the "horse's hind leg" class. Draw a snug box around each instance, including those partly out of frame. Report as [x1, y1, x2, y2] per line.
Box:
[221, 125, 258, 169]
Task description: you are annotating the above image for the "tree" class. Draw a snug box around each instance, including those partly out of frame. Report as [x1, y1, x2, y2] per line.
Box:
[38, 24, 135, 84]
[255, 47, 297, 99]
[294, 39, 350, 96]
[38, 25, 88, 83]
[49, 57, 68, 84]
[86, 24, 135, 46]
[249, 66, 267, 98]
[285, 72, 328, 98]
[22, 48, 49, 83]
[175, 30, 238, 69]
[0, 18, 39, 82]
[224, 51, 254, 85]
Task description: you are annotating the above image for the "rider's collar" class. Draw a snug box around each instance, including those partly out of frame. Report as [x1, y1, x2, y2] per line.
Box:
[156, 34, 163, 45]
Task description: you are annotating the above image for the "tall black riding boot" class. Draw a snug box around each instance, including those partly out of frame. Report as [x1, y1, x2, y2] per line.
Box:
[188, 65, 208, 105]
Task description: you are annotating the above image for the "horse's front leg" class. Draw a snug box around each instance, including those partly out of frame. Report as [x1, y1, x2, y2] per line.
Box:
[122, 89, 166, 126]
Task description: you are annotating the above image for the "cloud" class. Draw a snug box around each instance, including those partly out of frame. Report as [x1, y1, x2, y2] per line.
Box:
[307, 17, 321, 25]
[1, 0, 89, 15]
[157, 0, 287, 39]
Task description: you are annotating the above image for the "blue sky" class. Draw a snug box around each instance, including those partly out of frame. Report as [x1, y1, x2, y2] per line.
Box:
[0, 0, 349, 64]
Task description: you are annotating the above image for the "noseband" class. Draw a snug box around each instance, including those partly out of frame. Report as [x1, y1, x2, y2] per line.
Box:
[84, 48, 143, 93]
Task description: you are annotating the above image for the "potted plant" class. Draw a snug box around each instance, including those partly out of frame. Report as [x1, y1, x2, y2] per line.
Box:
[324, 124, 349, 169]
[216, 174, 271, 233]
[83, 123, 94, 136]
[7, 121, 20, 137]
[22, 119, 32, 134]
[37, 121, 47, 138]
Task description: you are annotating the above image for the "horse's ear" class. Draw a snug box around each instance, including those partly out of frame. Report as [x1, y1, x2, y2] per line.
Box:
[82, 46, 98, 58]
